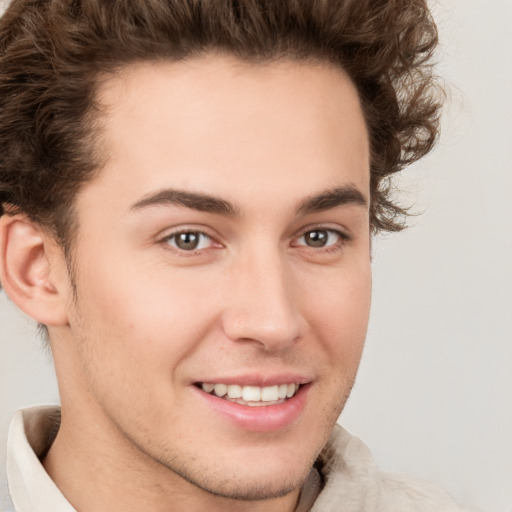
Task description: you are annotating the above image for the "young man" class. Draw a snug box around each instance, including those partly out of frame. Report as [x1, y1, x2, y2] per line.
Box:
[0, 1, 461, 511]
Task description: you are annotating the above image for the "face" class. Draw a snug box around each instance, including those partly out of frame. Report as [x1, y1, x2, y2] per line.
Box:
[52, 56, 371, 500]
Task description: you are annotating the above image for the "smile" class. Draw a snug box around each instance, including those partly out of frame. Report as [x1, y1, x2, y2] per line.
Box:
[199, 383, 300, 406]
[193, 380, 311, 432]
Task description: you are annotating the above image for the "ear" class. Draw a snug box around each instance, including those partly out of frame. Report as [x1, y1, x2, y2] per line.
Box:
[0, 213, 69, 326]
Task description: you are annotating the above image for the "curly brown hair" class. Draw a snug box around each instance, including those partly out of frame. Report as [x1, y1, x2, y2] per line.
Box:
[0, 0, 442, 249]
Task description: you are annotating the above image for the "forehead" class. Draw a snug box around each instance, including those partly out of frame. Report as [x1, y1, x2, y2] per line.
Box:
[85, 55, 369, 213]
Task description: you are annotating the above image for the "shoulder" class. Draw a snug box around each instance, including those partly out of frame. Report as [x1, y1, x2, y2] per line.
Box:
[375, 470, 462, 512]
[311, 424, 463, 512]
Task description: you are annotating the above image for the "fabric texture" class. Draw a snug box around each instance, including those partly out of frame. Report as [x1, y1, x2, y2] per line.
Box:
[5, 406, 462, 512]
[311, 423, 462, 511]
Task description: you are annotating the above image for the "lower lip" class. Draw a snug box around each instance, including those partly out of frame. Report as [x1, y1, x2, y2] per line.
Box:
[193, 384, 310, 432]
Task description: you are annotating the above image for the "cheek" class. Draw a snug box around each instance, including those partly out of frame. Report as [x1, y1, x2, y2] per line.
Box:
[71, 256, 221, 379]
[302, 262, 371, 360]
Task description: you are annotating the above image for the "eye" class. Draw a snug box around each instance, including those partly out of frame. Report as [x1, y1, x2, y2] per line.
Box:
[163, 230, 215, 251]
[294, 228, 345, 249]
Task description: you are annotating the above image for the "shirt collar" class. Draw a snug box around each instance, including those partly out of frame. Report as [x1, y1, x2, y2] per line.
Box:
[6, 406, 75, 512]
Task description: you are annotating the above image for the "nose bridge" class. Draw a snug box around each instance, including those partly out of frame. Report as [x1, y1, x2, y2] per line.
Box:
[222, 245, 302, 349]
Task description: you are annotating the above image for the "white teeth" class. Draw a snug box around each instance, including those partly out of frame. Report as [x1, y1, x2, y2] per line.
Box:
[261, 385, 279, 402]
[278, 384, 288, 399]
[201, 382, 301, 403]
[227, 384, 242, 399]
[242, 386, 261, 402]
[213, 383, 227, 397]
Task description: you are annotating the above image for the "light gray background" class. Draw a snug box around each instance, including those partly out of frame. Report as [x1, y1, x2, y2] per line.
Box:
[1, 1, 511, 511]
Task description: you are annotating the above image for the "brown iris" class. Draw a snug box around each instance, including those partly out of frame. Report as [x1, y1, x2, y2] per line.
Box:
[304, 230, 329, 247]
[174, 232, 201, 250]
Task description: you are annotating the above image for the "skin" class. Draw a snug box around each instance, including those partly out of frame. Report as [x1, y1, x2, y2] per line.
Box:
[5, 56, 372, 511]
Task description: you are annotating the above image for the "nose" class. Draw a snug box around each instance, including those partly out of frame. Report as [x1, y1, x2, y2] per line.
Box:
[221, 250, 304, 351]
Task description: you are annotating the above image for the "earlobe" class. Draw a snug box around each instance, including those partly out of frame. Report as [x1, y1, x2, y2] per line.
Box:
[0, 214, 69, 326]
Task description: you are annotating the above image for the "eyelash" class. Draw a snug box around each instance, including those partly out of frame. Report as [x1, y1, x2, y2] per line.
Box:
[292, 227, 350, 253]
[159, 226, 351, 256]
[161, 229, 219, 255]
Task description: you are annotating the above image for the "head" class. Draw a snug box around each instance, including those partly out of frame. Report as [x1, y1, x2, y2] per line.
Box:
[0, 0, 442, 505]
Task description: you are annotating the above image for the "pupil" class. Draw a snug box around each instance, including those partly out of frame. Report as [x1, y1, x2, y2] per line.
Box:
[306, 230, 327, 247]
[177, 232, 199, 250]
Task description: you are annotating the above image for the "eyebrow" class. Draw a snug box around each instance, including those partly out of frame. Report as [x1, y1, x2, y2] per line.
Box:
[130, 184, 367, 217]
[297, 185, 368, 215]
[130, 189, 240, 217]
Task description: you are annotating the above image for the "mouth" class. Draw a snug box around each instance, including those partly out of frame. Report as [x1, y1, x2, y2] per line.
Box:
[193, 379, 311, 432]
[195, 382, 301, 407]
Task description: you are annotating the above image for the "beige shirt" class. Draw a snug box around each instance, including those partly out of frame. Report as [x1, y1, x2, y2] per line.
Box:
[4, 406, 462, 512]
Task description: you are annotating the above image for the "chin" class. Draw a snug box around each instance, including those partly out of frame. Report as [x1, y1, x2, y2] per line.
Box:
[157, 444, 317, 502]
[183, 464, 310, 502]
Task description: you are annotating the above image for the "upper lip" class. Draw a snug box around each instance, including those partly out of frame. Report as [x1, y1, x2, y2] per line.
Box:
[193, 373, 313, 387]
